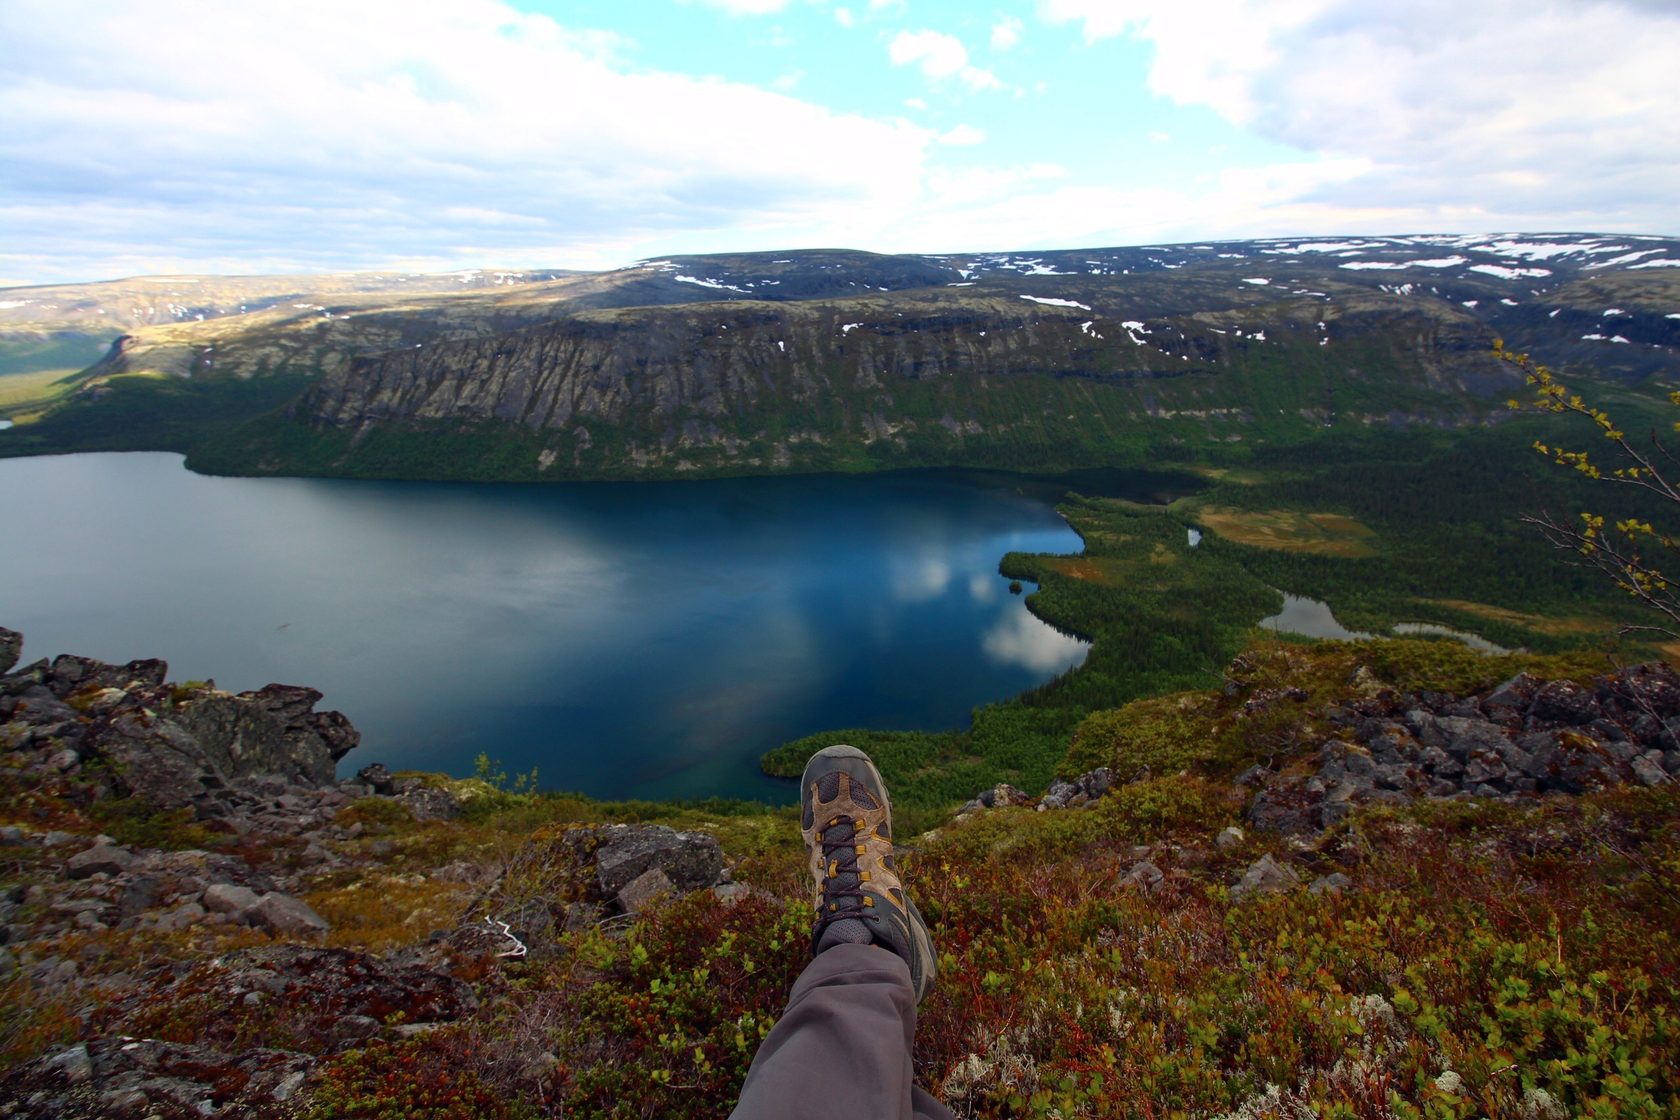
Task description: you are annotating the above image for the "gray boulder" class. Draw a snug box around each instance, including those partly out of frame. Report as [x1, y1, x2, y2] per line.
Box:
[176, 685, 356, 788]
[41, 1043, 93, 1086]
[1120, 860, 1164, 892]
[1231, 854, 1302, 901]
[248, 892, 329, 936]
[1482, 673, 1541, 718]
[396, 784, 461, 821]
[1309, 872, 1352, 895]
[0, 628, 19, 676]
[591, 824, 725, 898]
[356, 762, 396, 795]
[616, 867, 675, 914]
[203, 883, 262, 915]
[66, 842, 135, 880]
[1530, 679, 1601, 726]
[976, 783, 1032, 809]
[1631, 753, 1670, 786]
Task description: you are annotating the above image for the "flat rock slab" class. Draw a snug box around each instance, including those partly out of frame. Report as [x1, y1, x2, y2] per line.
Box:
[249, 891, 329, 935]
[66, 843, 135, 880]
[590, 824, 724, 898]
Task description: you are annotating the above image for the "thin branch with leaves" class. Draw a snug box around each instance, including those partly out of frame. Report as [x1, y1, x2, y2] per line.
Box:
[1500, 339, 1680, 640]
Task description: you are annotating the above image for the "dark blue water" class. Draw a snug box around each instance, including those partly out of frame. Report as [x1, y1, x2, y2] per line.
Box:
[0, 453, 1091, 801]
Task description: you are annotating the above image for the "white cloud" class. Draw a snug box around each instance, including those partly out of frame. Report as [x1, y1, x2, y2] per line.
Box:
[693, 0, 790, 13]
[938, 124, 987, 146]
[888, 29, 968, 77]
[1037, 0, 1680, 232]
[1, 0, 1675, 285]
[991, 17, 1024, 50]
[0, 0, 933, 282]
[773, 70, 804, 91]
[887, 29, 1002, 91]
[833, 5, 855, 26]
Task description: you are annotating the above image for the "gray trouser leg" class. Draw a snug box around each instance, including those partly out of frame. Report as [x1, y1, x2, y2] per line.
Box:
[730, 943, 955, 1120]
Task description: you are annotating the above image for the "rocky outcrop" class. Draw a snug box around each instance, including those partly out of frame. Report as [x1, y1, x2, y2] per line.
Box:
[263, 289, 1516, 480]
[956, 767, 1117, 816]
[952, 664, 1678, 837]
[1246, 664, 1679, 833]
[0, 627, 359, 809]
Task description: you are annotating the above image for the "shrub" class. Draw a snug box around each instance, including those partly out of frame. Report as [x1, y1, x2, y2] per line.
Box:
[306, 1033, 537, 1120]
[1064, 692, 1219, 779]
[88, 797, 219, 851]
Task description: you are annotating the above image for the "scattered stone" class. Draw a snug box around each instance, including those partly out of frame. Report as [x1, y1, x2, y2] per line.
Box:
[66, 842, 135, 879]
[248, 891, 330, 936]
[273, 1069, 308, 1102]
[1521, 1087, 1567, 1120]
[203, 882, 262, 915]
[616, 867, 675, 913]
[588, 824, 725, 898]
[1120, 860, 1164, 892]
[1231, 854, 1301, 901]
[356, 761, 396, 794]
[1036, 779, 1080, 810]
[42, 1043, 93, 1085]
[155, 900, 207, 933]
[1214, 826, 1245, 850]
[0, 627, 20, 676]
[1309, 872, 1352, 895]
[1631, 753, 1669, 786]
[396, 783, 462, 821]
[1244, 662, 1680, 833]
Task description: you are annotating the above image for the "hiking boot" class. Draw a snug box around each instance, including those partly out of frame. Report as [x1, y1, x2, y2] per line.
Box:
[800, 744, 937, 1002]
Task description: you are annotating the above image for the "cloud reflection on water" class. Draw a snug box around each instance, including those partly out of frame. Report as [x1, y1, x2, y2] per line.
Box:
[887, 553, 953, 601]
[981, 608, 1089, 674]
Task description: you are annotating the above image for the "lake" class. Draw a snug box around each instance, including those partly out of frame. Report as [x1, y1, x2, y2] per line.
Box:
[0, 453, 1096, 802]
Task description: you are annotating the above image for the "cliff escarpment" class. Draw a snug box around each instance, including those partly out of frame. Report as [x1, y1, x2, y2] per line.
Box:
[246, 289, 1513, 479]
[13, 234, 1680, 477]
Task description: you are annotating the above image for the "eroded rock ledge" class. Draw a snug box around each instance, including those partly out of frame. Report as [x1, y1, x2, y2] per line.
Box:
[955, 662, 1678, 832]
[1, 626, 358, 806]
[1245, 663, 1679, 833]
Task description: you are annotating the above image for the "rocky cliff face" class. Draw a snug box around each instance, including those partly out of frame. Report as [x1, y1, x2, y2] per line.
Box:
[282, 289, 1514, 477]
[17, 234, 1680, 479]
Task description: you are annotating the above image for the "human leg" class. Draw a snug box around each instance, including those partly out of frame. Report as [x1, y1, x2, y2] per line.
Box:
[728, 745, 951, 1120]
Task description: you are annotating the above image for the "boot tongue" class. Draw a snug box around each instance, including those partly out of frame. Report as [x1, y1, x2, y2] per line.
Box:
[815, 818, 871, 953]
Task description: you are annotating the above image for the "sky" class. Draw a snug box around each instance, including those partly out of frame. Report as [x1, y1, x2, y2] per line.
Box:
[2, 0, 1677, 287]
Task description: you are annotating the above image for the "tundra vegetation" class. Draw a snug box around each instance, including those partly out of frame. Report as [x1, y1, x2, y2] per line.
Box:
[2, 637, 1674, 1118]
[1, 239, 1678, 1116]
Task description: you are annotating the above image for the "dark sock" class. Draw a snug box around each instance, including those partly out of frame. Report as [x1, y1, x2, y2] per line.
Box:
[816, 916, 872, 953]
